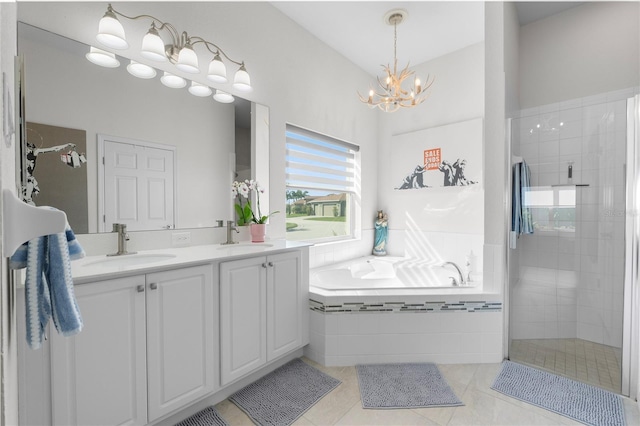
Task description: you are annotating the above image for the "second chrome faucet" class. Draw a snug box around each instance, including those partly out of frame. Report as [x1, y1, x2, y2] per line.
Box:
[217, 220, 240, 245]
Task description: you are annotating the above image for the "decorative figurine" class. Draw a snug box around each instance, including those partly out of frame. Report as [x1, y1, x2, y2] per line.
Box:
[373, 210, 388, 256]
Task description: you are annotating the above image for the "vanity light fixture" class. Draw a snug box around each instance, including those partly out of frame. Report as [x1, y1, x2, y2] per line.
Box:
[358, 9, 434, 113]
[126, 60, 156, 79]
[160, 71, 186, 89]
[188, 81, 213, 97]
[96, 3, 252, 91]
[213, 90, 234, 103]
[86, 46, 120, 68]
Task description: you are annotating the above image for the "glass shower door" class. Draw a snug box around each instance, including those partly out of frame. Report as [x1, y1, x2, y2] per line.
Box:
[508, 92, 631, 395]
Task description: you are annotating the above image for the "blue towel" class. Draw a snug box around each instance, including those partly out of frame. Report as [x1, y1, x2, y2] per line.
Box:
[512, 160, 534, 235]
[10, 221, 85, 349]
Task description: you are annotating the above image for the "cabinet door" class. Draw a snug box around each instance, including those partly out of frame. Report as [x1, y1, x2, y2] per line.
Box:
[50, 276, 147, 426]
[220, 257, 267, 385]
[146, 264, 216, 422]
[267, 251, 303, 361]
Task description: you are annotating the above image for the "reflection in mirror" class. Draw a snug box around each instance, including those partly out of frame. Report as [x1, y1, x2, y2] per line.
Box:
[17, 22, 267, 233]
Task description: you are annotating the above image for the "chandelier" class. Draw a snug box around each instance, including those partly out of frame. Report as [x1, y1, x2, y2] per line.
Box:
[359, 10, 433, 113]
[87, 3, 251, 103]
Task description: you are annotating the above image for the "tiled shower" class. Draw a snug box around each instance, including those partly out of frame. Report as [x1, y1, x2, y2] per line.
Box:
[508, 88, 638, 393]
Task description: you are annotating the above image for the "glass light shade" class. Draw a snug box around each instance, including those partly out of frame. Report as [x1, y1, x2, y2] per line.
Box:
[206, 54, 227, 83]
[96, 12, 128, 50]
[127, 61, 156, 79]
[86, 46, 120, 68]
[213, 90, 234, 104]
[175, 44, 199, 74]
[188, 81, 213, 97]
[140, 27, 167, 62]
[232, 65, 252, 92]
[160, 72, 186, 89]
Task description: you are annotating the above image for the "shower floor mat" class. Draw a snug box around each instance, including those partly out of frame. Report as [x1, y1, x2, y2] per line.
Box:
[229, 358, 341, 426]
[356, 363, 463, 409]
[491, 360, 625, 426]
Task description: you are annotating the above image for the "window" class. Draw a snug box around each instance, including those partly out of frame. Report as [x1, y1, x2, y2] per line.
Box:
[523, 186, 576, 232]
[285, 124, 359, 242]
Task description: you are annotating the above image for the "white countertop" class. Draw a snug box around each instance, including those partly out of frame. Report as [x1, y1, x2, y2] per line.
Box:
[71, 240, 311, 284]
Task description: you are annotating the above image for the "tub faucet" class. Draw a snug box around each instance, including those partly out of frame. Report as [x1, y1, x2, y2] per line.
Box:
[442, 261, 465, 286]
[108, 223, 136, 256]
[222, 220, 240, 245]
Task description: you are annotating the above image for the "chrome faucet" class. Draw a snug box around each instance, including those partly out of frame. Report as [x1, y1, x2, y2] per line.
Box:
[220, 220, 240, 245]
[442, 261, 465, 286]
[108, 223, 136, 256]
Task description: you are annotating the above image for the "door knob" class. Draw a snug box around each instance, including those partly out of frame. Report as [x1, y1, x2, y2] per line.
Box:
[150, 283, 158, 290]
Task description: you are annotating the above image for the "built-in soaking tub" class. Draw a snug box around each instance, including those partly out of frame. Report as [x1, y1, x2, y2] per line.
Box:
[306, 255, 503, 366]
[311, 255, 479, 291]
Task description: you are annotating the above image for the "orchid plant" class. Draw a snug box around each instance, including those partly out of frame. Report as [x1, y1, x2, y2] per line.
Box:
[232, 180, 278, 225]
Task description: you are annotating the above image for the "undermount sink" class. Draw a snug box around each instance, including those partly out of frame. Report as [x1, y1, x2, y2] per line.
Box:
[216, 243, 274, 253]
[84, 253, 177, 268]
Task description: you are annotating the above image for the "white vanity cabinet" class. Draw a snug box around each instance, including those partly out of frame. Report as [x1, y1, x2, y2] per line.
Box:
[220, 250, 304, 385]
[49, 275, 148, 426]
[145, 266, 217, 421]
[18, 243, 309, 426]
[48, 264, 216, 425]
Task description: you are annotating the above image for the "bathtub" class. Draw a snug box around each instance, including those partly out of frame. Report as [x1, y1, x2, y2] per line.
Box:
[310, 255, 478, 290]
[305, 255, 502, 366]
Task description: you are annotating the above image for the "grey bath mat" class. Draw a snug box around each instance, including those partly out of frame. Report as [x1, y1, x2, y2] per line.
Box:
[356, 363, 464, 409]
[229, 358, 341, 426]
[491, 361, 625, 426]
[175, 406, 227, 426]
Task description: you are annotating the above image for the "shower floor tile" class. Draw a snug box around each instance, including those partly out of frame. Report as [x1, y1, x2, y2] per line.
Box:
[510, 338, 622, 393]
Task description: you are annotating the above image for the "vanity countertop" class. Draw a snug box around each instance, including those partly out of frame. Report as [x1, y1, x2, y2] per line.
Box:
[71, 240, 311, 284]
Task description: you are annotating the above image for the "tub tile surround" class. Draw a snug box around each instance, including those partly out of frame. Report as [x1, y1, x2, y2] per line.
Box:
[305, 309, 504, 366]
[510, 87, 639, 349]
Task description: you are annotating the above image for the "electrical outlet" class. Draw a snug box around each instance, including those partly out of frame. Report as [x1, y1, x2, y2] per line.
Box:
[171, 232, 191, 247]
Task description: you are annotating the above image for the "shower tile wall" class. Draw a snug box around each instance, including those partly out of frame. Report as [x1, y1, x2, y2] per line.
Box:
[511, 88, 638, 350]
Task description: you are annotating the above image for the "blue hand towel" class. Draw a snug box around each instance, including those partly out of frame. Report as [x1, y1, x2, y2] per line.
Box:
[10, 220, 85, 349]
[512, 160, 534, 235]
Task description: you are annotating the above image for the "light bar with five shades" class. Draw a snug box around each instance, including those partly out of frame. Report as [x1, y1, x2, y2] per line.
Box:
[86, 3, 251, 104]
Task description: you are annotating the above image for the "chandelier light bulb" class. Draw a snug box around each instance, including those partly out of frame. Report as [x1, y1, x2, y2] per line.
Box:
[176, 43, 199, 74]
[207, 54, 227, 84]
[232, 64, 252, 92]
[160, 71, 186, 89]
[86, 46, 120, 68]
[188, 81, 213, 97]
[141, 24, 167, 62]
[127, 60, 156, 79]
[213, 89, 234, 103]
[96, 7, 128, 50]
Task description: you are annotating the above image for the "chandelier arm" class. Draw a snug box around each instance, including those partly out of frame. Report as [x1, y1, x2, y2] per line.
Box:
[188, 37, 244, 67]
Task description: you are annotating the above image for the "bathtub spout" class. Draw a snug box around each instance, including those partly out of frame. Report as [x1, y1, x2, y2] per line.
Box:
[441, 261, 465, 286]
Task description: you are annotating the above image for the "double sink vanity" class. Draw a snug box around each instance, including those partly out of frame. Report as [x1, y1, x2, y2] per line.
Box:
[18, 241, 310, 425]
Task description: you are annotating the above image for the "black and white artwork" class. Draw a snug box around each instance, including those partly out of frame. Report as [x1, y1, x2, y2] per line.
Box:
[392, 119, 482, 191]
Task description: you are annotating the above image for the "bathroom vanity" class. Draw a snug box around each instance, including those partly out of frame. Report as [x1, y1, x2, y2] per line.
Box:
[17, 241, 310, 426]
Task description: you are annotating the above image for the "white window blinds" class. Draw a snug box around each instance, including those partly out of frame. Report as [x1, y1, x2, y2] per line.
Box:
[285, 124, 359, 193]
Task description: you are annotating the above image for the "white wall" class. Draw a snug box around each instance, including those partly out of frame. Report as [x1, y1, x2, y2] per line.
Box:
[520, 2, 640, 109]
[484, 2, 507, 296]
[376, 42, 485, 273]
[17, 1, 379, 250]
[1, 3, 18, 424]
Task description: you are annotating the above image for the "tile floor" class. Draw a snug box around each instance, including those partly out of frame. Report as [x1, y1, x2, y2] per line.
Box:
[214, 357, 640, 425]
[510, 338, 622, 393]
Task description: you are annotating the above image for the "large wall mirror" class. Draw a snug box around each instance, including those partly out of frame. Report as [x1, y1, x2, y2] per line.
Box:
[17, 22, 269, 234]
